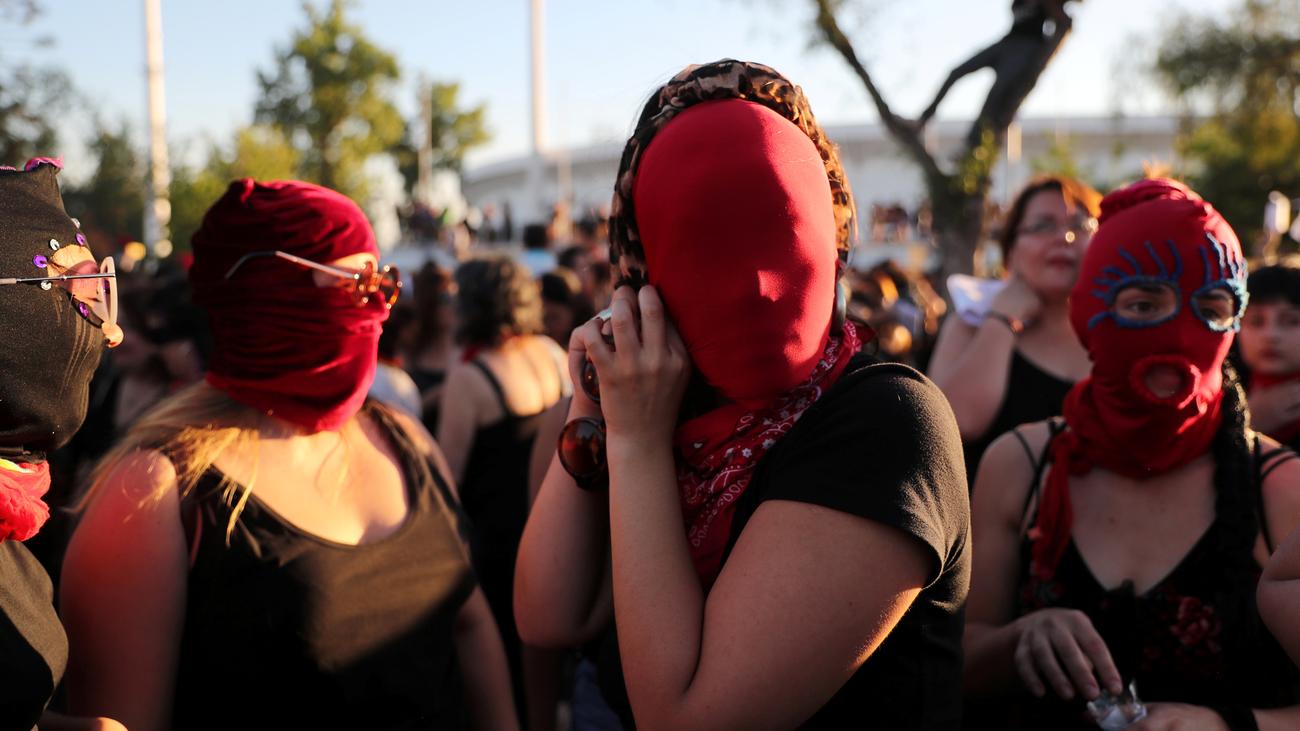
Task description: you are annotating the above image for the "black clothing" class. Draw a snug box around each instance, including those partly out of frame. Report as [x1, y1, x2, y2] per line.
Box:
[456, 360, 547, 716]
[409, 366, 446, 435]
[598, 357, 971, 730]
[171, 403, 476, 730]
[963, 349, 1074, 487]
[992, 429, 1300, 729]
[0, 541, 67, 731]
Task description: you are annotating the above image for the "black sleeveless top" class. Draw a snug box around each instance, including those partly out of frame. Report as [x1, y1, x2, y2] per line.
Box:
[982, 423, 1300, 729]
[172, 402, 476, 730]
[962, 350, 1074, 487]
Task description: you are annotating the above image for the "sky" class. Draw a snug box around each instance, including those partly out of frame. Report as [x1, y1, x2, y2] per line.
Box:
[16, 0, 1237, 175]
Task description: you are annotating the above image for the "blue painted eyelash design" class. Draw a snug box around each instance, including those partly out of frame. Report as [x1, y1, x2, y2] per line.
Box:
[1193, 231, 1249, 332]
[1089, 240, 1184, 329]
[1088, 233, 1248, 331]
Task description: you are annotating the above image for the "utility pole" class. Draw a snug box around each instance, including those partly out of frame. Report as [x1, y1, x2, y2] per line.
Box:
[525, 0, 550, 226]
[143, 0, 171, 257]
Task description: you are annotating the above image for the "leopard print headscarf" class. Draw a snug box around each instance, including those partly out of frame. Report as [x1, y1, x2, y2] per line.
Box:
[609, 59, 856, 266]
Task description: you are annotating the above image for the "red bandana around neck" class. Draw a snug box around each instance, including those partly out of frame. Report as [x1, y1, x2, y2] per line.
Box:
[676, 322, 861, 588]
[1031, 179, 1246, 580]
[190, 179, 388, 433]
[0, 458, 50, 542]
[631, 99, 854, 588]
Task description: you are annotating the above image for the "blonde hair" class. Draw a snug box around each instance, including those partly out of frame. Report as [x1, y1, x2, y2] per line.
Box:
[79, 381, 264, 541]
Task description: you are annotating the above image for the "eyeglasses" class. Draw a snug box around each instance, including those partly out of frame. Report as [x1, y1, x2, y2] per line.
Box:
[557, 313, 612, 490]
[1018, 216, 1099, 242]
[0, 256, 119, 347]
[224, 250, 402, 309]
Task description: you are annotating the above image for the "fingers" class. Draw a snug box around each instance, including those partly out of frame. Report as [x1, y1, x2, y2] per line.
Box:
[1050, 628, 1100, 699]
[638, 285, 666, 350]
[568, 317, 613, 403]
[1074, 620, 1123, 696]
[609, 285, 641, 354]
[1029, 631, 1075, 699]
[1013, 635, 1048, 698]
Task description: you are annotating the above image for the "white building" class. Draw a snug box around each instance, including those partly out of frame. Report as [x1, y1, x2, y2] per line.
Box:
[461, 115, 1182, 230]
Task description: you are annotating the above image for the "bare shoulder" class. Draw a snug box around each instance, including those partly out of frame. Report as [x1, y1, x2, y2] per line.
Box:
[972, 419, 1055, 527]
[1257, 433, 1300, 541]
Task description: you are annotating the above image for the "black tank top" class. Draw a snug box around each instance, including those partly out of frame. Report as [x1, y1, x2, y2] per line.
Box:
[976, 425, 1300, 729]
[172, 402, 476, 730]
[963, 349, 1074, 486]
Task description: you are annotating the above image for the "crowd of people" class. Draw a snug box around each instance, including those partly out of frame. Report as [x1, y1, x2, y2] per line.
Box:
[2, 58, 1300, 731]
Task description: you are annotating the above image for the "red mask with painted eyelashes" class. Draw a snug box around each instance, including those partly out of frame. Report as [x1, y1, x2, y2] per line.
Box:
[1030, 178, 1246, 580]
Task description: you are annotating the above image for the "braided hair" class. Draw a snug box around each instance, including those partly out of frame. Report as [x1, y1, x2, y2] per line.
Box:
[608, 59, 857, 267]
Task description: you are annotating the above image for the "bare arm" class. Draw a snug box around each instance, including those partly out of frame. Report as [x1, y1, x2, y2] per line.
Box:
[927, 315, 1020, 441]
[514, 393, 614, 648]
[455, 588, 521, 731]
[60, 450, 188, 731]
[1259, 448, 1300, 670]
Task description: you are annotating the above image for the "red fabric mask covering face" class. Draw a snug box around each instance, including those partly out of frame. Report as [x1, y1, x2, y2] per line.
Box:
[1031, 178, 1247, 579]
[632, 99, 839, 410]
[190, 179, 387, 433]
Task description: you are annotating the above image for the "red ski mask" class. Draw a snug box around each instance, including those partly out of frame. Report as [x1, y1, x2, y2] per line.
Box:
[1032, 179, 1247, 579]
[190, 179, 387, 433]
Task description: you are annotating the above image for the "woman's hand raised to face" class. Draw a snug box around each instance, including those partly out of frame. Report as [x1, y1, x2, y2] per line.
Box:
[568, 285, 690, 443]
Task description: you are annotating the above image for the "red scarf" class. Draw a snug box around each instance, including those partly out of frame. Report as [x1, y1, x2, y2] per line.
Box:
[676, 322, 861, 588]
[1250, 371, 1300, 445]
[631, 99, 853, 588]
[1031, 179, 1245, 580]
[0, 459, 50, 542]
[190, 179, 387, 433]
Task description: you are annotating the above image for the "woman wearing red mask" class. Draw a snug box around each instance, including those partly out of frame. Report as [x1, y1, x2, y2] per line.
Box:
[60, 180, 518, 731]
[965, 179, 1300, 730]
[514, 60, 970, 730]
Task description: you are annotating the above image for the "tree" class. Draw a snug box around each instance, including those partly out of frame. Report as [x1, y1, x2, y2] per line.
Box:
[394, 80, 491, 193]
[255, 0, 404, 201]
[1154, 0, 1300, 253]
[62, 121, 146, 249]
[0, 1, 71, 164]
[168, 125, 301, 252]
[812, 0, 1079, 279]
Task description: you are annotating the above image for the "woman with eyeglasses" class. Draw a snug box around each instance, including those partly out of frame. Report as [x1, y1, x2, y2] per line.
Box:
[514, 60, 969, 730]
[964, 179, 1300, 730]
[0, 159, 124, 731]
[60, 179, 518, 731]
[928, 175, 1100, 484]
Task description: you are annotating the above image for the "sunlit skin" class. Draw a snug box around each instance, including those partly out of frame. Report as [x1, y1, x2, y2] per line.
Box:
[48, 244, 124, 348]
[1006, 191, 1096, 302]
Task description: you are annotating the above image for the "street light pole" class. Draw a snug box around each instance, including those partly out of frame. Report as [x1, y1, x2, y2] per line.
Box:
[143, 0, 171, 258]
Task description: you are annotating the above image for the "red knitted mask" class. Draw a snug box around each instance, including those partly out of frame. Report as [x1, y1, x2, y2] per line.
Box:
[632, 100, 839, 410]
[1032, 179, 1246, 578]
[190, 179, 387, 433]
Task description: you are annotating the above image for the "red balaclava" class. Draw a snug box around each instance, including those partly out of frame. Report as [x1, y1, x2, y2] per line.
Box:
[190, 179, 387, 433]
[1031, 178, 1247, 579]
[632, 99, 860, 587]
[633, 99, 840, 410]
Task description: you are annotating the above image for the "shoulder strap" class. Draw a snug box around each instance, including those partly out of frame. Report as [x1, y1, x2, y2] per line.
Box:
[470, 360, 512, 414]
[1254, 436, 1297, 553]
[1021, 418, 1067, 525]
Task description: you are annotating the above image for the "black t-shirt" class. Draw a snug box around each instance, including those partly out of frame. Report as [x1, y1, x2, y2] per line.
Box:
[0, 540, 67, 731]
[598, 357, 971, 730]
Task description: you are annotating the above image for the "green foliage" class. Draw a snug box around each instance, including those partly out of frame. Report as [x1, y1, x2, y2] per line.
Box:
[1031, 135, 1085, 180]
[1154, 0, 1300, 248]
[255, 0, 404, 201]
[394, 80, 490, 191]
[168, 125, 301, 252]
[61, 120, 146, 247]
[0, 0, 71, 164]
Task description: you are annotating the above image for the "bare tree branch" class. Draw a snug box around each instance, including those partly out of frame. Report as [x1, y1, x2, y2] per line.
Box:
[812, 0, 945, 184]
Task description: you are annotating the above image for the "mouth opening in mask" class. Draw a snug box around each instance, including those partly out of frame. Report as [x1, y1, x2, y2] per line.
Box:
[1131, 354, 1200, 407]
